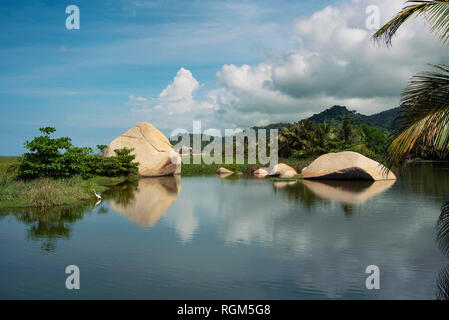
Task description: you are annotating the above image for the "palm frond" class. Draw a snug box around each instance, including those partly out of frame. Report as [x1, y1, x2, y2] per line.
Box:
[383, 64, 449, 166]
[372, 1, 449, 46]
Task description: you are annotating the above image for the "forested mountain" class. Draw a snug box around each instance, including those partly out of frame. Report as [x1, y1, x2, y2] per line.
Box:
[253, 105, 401, 132]
[171, 105, 400, 160]
[251, 105, 401, 160]
[308, 105, 401, 131]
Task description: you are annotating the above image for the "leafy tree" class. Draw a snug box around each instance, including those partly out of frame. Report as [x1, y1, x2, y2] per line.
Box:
[97, 145, 108, 153]
[18, 127, 138, 179]
[18, 127, 90, 179]
[360, 124, 387, 155]
[341, 118, 355, 144]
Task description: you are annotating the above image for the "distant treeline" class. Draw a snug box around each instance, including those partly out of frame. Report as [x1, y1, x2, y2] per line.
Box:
[172, 104, 446, 161]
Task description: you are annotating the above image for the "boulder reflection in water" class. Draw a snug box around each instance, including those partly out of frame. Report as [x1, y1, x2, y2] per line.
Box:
[301, 179, 396, 205]
[109, 176, 181, 227]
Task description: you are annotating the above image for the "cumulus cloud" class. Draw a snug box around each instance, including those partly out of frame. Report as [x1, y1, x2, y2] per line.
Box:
[208, 0, 449, 127]
[127, 0, 449, 130]
[128, 67, 218, 130]
[129, 67, 201, 115]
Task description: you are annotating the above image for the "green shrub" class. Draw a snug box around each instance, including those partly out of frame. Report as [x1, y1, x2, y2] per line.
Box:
[17, 127, 92, 179]
[87, 148, 138, 177]
[17, 127, 138, 180]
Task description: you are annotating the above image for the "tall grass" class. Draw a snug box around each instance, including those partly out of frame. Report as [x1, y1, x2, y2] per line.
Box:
[0, 155, 136, 209]
[0, 173, 95, 208]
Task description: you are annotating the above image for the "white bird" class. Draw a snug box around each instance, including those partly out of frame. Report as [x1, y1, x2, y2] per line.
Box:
[93, 189, 102, 200]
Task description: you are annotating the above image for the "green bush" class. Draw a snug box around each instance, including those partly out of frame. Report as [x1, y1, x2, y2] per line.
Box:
[87, 148, 138, 177]
[17, 127, 138, 180]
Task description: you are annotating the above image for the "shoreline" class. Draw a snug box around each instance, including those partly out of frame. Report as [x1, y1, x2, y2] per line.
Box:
[0, 173, 137, 210]
[3, 155, 444, 210]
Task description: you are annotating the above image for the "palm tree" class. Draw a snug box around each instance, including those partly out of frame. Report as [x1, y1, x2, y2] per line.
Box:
[373, 1, 449, 46]
[384, 64, 449, 164]
[372, 1, 449, 165]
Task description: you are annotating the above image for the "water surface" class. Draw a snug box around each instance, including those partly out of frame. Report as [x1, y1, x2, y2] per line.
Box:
[1, 162, 449, 299]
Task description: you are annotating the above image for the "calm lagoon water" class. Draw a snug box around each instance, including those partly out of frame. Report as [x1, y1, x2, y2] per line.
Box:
[1, 162, 449, 299]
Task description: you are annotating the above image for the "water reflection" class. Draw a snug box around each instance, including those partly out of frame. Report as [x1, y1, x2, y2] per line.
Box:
[437, 265, 449, 300]
[435, 201, 449, 299]
[109, 176, 181, 227]
[216, 172, 234, 179]
[272, 179, 395, 211]
[104, 180, 138, 206]
[0, 202, 99, 252]
[272, 181, 321, 209]
[436, 201, 449, 257]
[272, 181, 298, 188]
[401, 162, 449, 201]
[302, 180, 396, 205]
[1, 162, 449, 299]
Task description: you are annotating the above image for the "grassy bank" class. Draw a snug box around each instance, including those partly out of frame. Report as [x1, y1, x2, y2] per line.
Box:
[0, 157, 136, 209]
[0, 173, 136, 209]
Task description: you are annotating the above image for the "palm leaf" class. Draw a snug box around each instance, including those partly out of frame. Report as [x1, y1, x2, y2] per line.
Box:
[372, 1, 449, 46]
[383, 64, 449, 166]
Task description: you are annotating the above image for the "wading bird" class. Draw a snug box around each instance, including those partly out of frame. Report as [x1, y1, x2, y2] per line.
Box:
[93, 189, 102, 200]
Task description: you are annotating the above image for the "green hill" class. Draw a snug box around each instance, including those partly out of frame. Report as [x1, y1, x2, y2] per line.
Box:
[308, 105, 401, 131]
[253, 105, 400, 132]
[364, 107, 401, 131]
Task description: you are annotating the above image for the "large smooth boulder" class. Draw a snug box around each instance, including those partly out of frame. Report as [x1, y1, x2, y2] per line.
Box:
[301, 151, 396, 181]
[102, 122, 181, 177]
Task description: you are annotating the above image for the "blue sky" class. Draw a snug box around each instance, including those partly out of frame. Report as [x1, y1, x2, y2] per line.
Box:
[1, 0, 447, 155]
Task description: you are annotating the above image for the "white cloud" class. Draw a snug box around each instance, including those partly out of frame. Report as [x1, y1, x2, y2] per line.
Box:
[128, 67, 218, 130]
[126, 0, 449, 131]
[129, 67, 201, 115]
[206, 0, 449, 127]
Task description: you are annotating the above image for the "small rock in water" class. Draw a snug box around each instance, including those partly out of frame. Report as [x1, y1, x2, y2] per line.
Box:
[253, 168, 269, 177]
[216, 167, 234, 175]
[270, 164, 297, 179]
